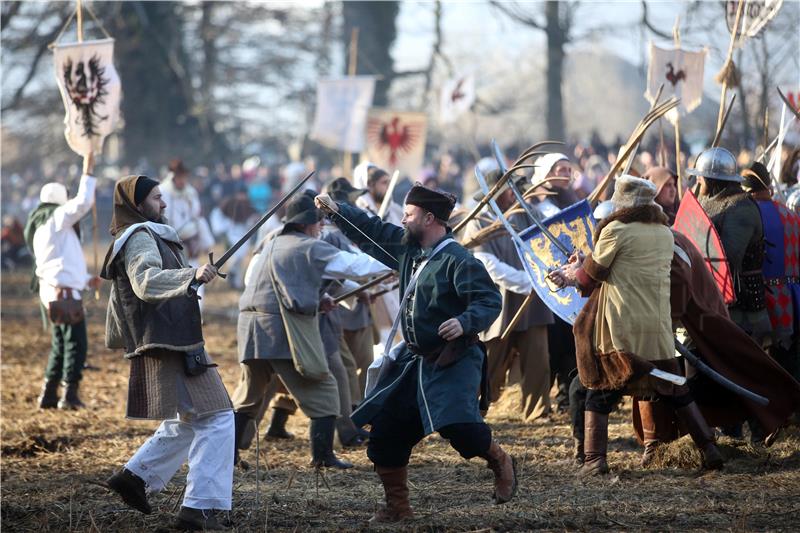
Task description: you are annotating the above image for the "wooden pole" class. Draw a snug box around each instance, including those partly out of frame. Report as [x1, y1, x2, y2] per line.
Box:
[716, 0, 745, 132]
[76, 0, 100, 299]
[673, 17, 684, 200]
[343, 27, 359, 178]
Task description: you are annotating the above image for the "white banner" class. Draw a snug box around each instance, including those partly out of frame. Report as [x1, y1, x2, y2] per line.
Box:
[440, 74, 475, 124]
[310, 76, 375, 152]
[365, 109, 427, 177]
[645, 43, 706, 124]
[725, 0, 783, 42]
[53, 38, 121, 156]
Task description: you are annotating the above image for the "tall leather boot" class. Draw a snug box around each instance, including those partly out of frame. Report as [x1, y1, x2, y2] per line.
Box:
[265, 407, 294, 440]
[675, 402, 724, 470]
[38, 379, 60, 409]
[573, 437, 585, 466]
[233, 411, 252, 467]
[310, 416, 353, 469]
[58, 381, 84, 410]
[578, 411, 609, 477]
[369, 466, 414, 524]
[639, 400, 660, 468]
[480, 441, 517, 504]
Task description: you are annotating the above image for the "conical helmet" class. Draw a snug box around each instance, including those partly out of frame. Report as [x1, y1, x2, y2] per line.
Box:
[686, 147, 741, 182]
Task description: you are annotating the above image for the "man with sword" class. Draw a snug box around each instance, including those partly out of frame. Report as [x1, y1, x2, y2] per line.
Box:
[315, 184, 516, 524]
[101, 175, 233, 530]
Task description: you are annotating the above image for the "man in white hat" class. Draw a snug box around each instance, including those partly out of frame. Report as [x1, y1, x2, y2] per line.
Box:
[24, 153, 99, 410]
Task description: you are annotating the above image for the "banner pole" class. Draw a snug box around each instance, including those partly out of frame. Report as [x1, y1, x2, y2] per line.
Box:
[716, 0, 745, 133]
[673, 18, 684, 200]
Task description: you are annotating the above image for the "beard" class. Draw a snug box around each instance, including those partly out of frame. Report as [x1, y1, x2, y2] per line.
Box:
[372, 190, 385, 205]
[141, 204, 165, 223]
[401, 225, 422, 246]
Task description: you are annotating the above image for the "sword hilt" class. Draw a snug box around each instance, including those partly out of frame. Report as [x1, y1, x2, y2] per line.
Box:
[209, 252, 227, 279]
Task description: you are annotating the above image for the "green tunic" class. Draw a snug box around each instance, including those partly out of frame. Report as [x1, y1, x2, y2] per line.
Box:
[333, 203, 502, 434]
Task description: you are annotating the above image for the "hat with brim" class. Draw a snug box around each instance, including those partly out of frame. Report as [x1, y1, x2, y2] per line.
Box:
[327, 177, 367, 204]
[685, 147, 742, 182]
[283, 189, 324, 225]
[741, 161, 770, 192]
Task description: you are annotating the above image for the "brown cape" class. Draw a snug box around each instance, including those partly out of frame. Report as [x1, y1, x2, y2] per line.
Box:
[632, 231, 800, 445]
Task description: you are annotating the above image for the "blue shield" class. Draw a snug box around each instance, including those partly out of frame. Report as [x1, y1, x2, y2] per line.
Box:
[517, 200, 597, 325]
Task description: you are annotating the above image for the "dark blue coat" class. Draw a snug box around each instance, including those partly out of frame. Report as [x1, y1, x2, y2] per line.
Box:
[333, 203, 502, 434]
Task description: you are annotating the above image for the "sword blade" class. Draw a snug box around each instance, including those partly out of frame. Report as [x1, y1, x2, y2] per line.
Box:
[323, 203, 399, 264]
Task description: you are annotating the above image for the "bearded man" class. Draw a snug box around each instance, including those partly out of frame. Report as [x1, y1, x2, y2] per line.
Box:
[315, 184, 516, 524]
[101, 175, 233, 531]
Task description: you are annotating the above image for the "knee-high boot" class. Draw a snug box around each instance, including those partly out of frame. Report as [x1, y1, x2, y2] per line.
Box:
[579, 411, 609, 477]
[309, 416, 353, 469]
[675, 402, 724, 470]
[369, 466, 414, 524]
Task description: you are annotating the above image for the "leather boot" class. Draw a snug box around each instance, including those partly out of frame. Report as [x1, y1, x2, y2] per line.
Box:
[265, 407, 294, 439]
[639, 401, 660, 468]
[369, 466, 414, 524]
[310, 416, 353, 469]
[233, 411, 252, 467]
[675, 402, 724, 470]
[481, 441, 517, 504]
[578, 411, 609, 477]
[174, 506, 230, 530]
[573, 437, 585, 466]
[38, 379, 59, 409]
[58, 381, 84, 410]
[106, 468, 152, 514]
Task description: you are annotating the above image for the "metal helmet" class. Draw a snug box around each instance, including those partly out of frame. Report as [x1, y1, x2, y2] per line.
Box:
[686, 147, 742, 182]
[592, 200, 614, 220]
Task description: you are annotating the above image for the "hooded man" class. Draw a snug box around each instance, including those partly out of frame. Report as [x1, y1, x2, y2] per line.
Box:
[551, 175, 723, 476]
[315, 184, 516, 524]
[100, 175, 233, 531]
[25, 153, 99, 410]
[231, 191, 390, 469]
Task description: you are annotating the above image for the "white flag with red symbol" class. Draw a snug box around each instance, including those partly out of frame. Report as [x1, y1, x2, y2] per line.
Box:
[440, 74, 475, 124]
[311, 76, 376, 152]
[53, 38, 121, 156]
[365, 109, 427, 176]
[645, 43, 706, 124]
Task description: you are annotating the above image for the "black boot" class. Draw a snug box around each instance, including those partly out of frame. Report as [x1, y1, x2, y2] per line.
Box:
[106, 468, 152, 514]
[58, 381, 84, 410]
[38, 379, 59, 409]
[265, 408, 294, 440]
[233, 411, 252, 467]
[310, 416, 353, 469]
[675, 402, 724, 470]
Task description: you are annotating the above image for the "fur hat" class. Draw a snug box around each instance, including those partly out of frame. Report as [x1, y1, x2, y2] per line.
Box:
[39, 182, 68, 206]
[611, 174, 659, 211]
[405, 183, 456, 222]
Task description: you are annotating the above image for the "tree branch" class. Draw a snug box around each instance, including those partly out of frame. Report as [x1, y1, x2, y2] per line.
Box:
[640, 0, 673, 40]
[489, 0, 545, 30]
[1, 1, 22, 30]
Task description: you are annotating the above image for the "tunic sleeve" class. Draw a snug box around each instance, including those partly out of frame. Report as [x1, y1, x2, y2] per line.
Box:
[452, 255, 502, 335]
[124, 231, 196, 302]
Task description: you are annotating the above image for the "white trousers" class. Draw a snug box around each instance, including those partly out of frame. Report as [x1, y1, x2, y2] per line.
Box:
[125, 409, 234, 510]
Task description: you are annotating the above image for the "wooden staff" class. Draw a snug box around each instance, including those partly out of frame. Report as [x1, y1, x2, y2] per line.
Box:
[500, 291, 535, 341]
[716, 0, 745, 132]
[712, 93, 736, 148]
[672, 19, 684, 200]
[332, 272, 394, 304]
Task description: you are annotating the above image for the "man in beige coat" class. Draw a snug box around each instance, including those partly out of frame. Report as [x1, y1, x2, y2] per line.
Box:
[101, 175, 233, 531]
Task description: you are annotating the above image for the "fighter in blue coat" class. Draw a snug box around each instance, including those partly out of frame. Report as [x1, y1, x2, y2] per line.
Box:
[315, 184, 516, 523]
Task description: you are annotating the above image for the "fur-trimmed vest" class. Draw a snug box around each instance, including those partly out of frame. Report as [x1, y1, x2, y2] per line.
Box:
[109, 228, 203, 357]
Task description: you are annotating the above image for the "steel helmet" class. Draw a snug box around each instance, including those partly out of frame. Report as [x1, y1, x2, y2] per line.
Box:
[686, 147, 741, 182]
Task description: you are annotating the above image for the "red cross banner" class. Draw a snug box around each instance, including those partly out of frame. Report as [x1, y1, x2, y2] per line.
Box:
[645, 43, 706, 125]
[364, 109, 428, 177]
[53, 38, 121, 156]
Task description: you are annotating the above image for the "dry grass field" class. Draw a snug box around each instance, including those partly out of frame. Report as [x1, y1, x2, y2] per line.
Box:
[2, 270, 800, 531]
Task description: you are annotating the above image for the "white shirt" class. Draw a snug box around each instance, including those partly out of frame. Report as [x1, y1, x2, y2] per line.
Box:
[473, 251, 533, 295]
[33, 174, 96, 304]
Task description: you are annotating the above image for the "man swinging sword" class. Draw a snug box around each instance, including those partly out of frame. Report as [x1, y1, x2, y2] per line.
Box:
[315, 184, 516, 524]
